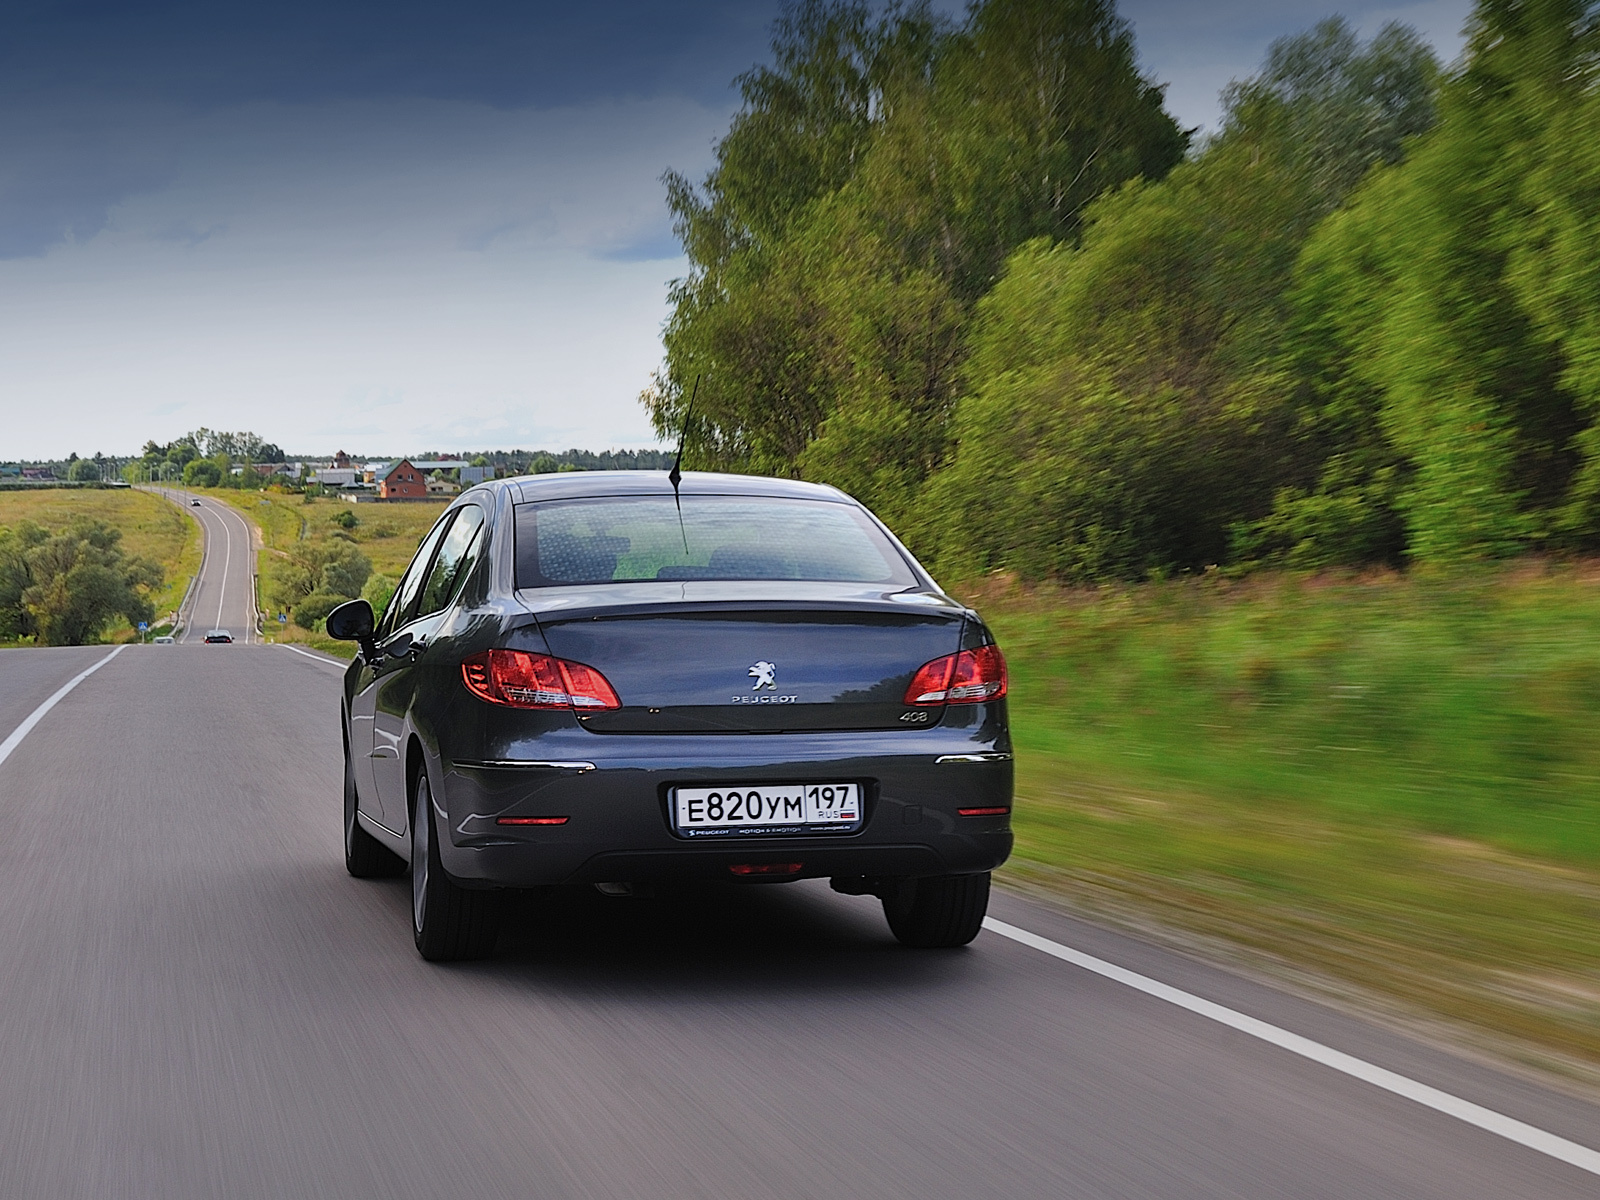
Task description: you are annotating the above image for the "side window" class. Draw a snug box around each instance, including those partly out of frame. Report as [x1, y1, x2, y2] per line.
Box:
[415, 506, 485, 619]
[381, 513, 454, 636]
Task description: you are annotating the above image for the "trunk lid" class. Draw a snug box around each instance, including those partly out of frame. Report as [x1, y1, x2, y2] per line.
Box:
[525, 584, 966, 733]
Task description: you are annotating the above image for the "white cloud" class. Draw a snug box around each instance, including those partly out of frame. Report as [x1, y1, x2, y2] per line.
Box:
[0, 94, 723, 459]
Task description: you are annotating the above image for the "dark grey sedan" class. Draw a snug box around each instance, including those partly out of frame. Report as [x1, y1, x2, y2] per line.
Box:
[328, 471, 1013, 960]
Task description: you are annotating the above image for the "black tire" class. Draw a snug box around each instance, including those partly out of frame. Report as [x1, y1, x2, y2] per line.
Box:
[411, 772, 501, 961]
[345, 741, 403, 878]
[883, 872, 991, 948]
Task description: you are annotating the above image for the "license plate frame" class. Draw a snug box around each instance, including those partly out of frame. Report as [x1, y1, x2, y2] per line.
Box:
[670, 782, 864, 838]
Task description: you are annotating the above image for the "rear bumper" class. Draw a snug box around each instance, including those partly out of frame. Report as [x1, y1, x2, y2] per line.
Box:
[433, 731, 1013, 887]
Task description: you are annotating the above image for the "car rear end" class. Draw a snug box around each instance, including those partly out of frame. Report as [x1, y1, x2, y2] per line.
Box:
[426, 476, 1012, 941]
[437, 594, 1012, 888]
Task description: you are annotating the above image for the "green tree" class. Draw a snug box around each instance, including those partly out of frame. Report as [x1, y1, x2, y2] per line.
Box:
[266, 541, 372, 616]
[166, 438, 199, 468]
[361, 572, 397, 621]
[183, 459, 222, 488]
[291, 591, 345, 629]
[649, 0, 1187, 516]
[1281, 0, 1596, 564]
[1221, 17, 1438, 214]
[1, 519, 162, 645]
[0, 521, 49, 639]
[67, 458, 100, 482]
[920, 17, 1437, 579]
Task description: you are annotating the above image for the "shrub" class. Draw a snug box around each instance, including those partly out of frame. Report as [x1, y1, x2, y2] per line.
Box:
[293, 590, 346, 629]
[362, 573, 396, 621]
[265, 542, 372, 611]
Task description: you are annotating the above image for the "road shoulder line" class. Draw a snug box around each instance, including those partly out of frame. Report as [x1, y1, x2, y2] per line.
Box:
[0, 646, 127, 772]
[982, 916, 1600, 1180]
[280, 643, 347, 669]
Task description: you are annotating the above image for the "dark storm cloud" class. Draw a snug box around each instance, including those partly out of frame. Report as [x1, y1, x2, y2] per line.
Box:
[0, 0, 777, 257]
[0, 0, 776, 108]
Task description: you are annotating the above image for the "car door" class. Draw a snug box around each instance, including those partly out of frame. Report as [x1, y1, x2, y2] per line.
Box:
[350, 513, 453, 831]
[370, 504, 486, 831]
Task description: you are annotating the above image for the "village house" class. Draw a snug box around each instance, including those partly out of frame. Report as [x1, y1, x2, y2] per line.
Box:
[379, 459, 428, 500]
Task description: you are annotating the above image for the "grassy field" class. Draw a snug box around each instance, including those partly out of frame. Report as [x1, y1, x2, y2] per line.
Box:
[971, 565, 1600, 1082]
[0, 487, 201, 640]
[210, 489, 447, 656]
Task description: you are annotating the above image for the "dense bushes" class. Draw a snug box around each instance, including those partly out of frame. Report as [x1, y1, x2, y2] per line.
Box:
[653, 0, 1600, 580]
[0, 519, 162, 644]
[264, 541, 373, 628]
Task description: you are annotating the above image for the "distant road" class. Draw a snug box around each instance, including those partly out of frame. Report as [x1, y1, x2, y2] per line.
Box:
[151, 488, 259, 642]
[0, 513, 1597, 1197]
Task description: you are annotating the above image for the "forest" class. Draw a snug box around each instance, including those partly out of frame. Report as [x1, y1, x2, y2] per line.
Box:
[648, 0, 1600, 581]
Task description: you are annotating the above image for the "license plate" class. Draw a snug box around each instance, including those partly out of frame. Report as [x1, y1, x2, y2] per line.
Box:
[671, 782, 862, 837]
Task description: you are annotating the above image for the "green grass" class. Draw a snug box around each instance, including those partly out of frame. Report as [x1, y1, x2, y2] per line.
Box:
[0, 488, 202, 641]
[973, 564, 1600, 1076]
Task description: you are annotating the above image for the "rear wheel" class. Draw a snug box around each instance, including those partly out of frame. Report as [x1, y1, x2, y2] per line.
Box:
[411, 772, 500, 961]
[345, 740, 403, 878]
[883, 872, 990, 948]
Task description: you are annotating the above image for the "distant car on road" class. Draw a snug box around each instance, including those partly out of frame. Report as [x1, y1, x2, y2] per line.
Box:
[152, 635, 175, 644]
[327, 471, 1013, 962]
[204, 630, 232, 643]
[189, 499, 201, 507]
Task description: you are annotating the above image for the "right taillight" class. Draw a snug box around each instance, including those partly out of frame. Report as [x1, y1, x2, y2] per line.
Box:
[904, 645, 1007, 706]
[461, 649, 621, 711]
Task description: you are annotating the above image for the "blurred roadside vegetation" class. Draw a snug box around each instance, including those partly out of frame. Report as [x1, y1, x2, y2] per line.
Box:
[652, 0, 1600, 578]
[983, 564, 1600, 1076]
[0, 490, 195, 645]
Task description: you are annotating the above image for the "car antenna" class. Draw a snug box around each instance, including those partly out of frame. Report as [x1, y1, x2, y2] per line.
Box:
[668, 374, 699, 555]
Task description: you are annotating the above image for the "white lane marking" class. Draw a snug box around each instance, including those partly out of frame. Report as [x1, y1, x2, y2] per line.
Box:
[213, 502, 232, 637]
[171, 491, 209, 645]
[0, 646, 127, 772]
[173, 496, 254, 645]
[281, 644, 346, 670]
[215, 500, 258, 645]
[982, 917, 1600, 1179]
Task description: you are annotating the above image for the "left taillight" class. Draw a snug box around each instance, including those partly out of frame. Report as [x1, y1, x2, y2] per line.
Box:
[904, 645, 1007, 706]
[461, 649, 621, 711]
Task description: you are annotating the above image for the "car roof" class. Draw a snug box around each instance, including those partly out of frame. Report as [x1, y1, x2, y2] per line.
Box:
[496, 470, 851, 506]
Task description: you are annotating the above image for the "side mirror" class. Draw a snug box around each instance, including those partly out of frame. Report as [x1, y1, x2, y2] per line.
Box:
[326, 598, 375, 646]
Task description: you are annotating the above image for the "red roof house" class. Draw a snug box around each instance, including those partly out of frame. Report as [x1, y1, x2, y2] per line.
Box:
[379, 459, 427, 500]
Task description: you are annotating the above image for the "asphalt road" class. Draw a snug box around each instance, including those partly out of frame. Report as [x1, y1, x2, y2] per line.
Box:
[1, 532, 1599, 1196]
[152, 488, 258, 643]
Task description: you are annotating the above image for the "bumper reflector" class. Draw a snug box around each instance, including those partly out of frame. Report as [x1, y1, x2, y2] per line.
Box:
[496, 816, 569, 826]
[729, 863, 803, 876]
[957, 807, 1010, 817]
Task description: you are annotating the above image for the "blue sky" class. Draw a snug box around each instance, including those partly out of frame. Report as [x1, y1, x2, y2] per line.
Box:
[0, 0, 1473, 460]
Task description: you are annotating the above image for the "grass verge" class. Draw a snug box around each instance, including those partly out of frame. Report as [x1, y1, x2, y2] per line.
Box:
[972, 564, 1600, 1083]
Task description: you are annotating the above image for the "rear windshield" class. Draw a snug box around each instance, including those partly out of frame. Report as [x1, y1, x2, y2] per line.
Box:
[514, 495, 917, 588]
